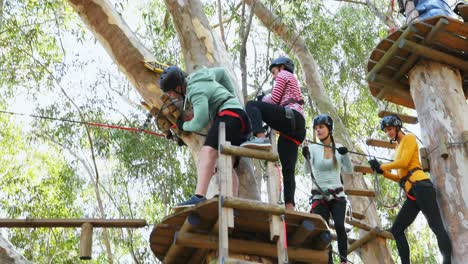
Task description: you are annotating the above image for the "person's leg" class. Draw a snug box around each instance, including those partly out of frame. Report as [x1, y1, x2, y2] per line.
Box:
[413, 180, 452, 264]
[391, 197, 420, 264]
[195, 145, 218, 195]
[278, 135, 298, 209]
[311, 201, 333, 264]
[330, 198, 348, 263]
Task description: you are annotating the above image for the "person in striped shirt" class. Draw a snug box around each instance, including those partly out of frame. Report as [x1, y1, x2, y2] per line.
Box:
[241, 57, 306, 210]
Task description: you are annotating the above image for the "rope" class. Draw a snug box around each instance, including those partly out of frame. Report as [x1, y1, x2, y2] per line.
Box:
[0, 110, 166, 137]
[305, 139, 394, 162]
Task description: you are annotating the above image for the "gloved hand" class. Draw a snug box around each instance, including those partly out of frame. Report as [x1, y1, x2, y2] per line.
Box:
[176, 117, 185, 131]
[256, 92, 265, 102]
[337, 146, 348, 155]
[302, 146, 311, 159]
[369, 158, 383, 174]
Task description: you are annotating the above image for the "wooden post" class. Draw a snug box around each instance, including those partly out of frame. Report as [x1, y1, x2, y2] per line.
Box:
[218, 122, 234, 262]
[80, 222, 93, 260]
[408, 60, 468, 262]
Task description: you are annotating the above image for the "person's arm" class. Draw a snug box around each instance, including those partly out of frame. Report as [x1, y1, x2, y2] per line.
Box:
[271, 72, 287, 104]
[182, 92, 210, 132]
[380, 134, 418, 171]
[212, 67, 235, 95]
[383, 171, 400, 182]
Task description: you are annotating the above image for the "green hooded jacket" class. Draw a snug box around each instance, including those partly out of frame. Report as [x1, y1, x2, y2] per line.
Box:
[182, 67, 243, 132]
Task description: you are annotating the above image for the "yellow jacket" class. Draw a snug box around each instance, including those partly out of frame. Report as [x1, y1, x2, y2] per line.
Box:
[380, 134, 429, 193]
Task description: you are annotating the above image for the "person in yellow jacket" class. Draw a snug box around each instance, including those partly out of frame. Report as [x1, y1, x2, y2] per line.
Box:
[369, 115, 452, 264]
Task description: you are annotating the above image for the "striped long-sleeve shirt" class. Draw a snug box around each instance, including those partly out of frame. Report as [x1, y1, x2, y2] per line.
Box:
[262, 70, 304, 116]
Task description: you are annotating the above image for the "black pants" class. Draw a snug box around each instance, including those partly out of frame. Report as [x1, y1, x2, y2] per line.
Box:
[245, 101, 306, 205]
[311, 197, 348, 263]
[391, 180, 452, 264]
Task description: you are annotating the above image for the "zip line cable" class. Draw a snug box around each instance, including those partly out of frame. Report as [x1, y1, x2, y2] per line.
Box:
[0, 110, 166, 137]
[304, 139, 394, 162]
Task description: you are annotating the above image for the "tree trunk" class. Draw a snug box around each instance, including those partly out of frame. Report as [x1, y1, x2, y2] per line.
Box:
[0, 236, 31, 264]
[163, 0, 259, 200]
[244, 1, 395, 263]
[66, 0, 259, 200]
[408, 60, 468, 263]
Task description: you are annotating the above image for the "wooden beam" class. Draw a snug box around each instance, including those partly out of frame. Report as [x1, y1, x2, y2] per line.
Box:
[163, 213, 202, 264]
[224, 258, 263, 264]
[223, 196, 286, 215]
[366, 139, 397, 149]
[348, 211, 366, 221]
[366, 26, 415, 80]
[290, 219, 318, 247]
[399, 39, 468, 73]
[370, 74, 412, 100]
[175, 232, 328, 263]
[0, 218, 147, 228]
[353, 165, 374, 174]
[393, 18, 449, 80]
[79, 222, 93, 260]
[331, 233, 357, 244]
[344, 189, 376, 197]
[345, 219, 394, 240]
[220, 144, 279, 162]
[347, 227, 379, 254]
[378, 111, 418, 124]
[188, 221, 219, 264]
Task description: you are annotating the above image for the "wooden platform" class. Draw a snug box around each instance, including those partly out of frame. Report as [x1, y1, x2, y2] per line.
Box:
[367, 16, 468, 108]
[150, 197, 331, 263]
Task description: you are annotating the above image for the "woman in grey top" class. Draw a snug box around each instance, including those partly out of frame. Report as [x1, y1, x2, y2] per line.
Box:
[304, 114, 353, 264]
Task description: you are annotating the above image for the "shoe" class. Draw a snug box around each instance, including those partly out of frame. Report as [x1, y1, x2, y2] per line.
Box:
[240, 137, 272, 150]
[175, 195, 207, 208]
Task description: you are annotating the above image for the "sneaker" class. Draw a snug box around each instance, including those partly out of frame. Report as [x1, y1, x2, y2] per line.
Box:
[240, 137, 272, 150]
[174, 195, 207, 208]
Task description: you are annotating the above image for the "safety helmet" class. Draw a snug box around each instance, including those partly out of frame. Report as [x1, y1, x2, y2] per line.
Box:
[380, 115, 402, 131]
[313, 114, 334, 133]
[159, 66, 187, 92]
[269, 57, 295, 74]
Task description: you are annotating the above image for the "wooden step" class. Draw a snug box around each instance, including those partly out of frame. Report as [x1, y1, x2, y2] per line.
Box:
[344, 189, 376, 197]
[354, 165, 374, 174]
[366, 138, 397, 149]
[347, 227, 379, 254]
[348, 211, 366, 220]
[378, 110, 418, 124]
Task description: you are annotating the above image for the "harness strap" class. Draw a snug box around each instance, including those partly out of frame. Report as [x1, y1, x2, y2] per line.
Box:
[218, 110, 246, 133]
[277, 131, 301, 146]
[399, 167, 422, 201]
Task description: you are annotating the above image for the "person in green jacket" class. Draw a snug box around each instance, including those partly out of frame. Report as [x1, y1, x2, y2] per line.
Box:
[159, 66, 251, 206]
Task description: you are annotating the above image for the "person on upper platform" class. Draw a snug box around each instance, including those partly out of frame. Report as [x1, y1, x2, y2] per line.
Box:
[241, 56, 306, 210]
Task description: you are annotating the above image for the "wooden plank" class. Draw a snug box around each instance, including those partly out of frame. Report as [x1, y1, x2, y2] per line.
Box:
[220, 144, 279, 162]
[353, 165, 374, 174]
[399, 39, 468, 72]
[366, 138, 397, 149]
[344, 189, 376, 197]
[366, 26, 415, 80]
[347, 227, 379, 254]
[0, 218, 147, 228]
[175, 232, 328, 263]
[378, 111, 418, 124]
[266, 131, 280, 204]
[188, 220, 219, 264]
[458, 4, 468, 22]
[348, 211, 366, 221]
[218, 122, 234, 261]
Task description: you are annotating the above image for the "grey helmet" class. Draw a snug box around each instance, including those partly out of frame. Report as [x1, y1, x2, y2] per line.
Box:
[313, 114, 334, 133]
[269, 57, 295, 73]
[380, 115, 402, 131]
[159, 66, 187, 92]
